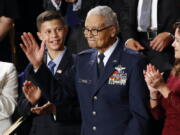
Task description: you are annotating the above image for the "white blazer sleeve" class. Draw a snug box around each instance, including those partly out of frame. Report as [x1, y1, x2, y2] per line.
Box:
[0, 63, 18, 120]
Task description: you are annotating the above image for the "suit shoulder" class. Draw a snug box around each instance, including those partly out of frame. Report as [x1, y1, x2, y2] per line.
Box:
[123, 47, 146, 60]
[77, 49, 96, 56]
[121, 48, 148, 67]
[0, 62, 17, 74]
[0, 62, 15, 69]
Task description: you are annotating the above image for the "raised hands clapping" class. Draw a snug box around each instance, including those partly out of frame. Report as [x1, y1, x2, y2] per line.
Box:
[22, 81, 42, 105]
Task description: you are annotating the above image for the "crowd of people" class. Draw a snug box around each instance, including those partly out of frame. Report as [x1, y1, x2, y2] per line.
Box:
[0, 0, 180, 135]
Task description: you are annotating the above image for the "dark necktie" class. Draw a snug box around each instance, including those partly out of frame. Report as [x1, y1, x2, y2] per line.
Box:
[139, 0, 152, 31]
[97, 53, 105, 78]
[48, 61, 56, 75]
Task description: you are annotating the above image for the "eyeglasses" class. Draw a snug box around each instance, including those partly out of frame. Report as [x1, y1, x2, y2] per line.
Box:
[83, 25, 113, 36]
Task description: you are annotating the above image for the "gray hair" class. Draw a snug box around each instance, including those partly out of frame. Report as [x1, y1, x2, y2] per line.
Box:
[87, 6, 119, 31]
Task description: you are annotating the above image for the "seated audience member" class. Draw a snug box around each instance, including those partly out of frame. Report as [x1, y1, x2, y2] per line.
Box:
[144, 22, 180, 135]
[21, 6, 150, 135]
[18, 10, 81, 135]
[0, 62, 18, 134]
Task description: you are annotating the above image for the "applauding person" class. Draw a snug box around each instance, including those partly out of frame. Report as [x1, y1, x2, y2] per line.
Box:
[144, 22, 180, 135]
[18, 10, 81, 135]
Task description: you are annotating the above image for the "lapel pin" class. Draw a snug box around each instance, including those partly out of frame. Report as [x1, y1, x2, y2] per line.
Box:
[113, 60, 118, 63]
[115, 65, 126, 72]
[56, 69, 62, 74]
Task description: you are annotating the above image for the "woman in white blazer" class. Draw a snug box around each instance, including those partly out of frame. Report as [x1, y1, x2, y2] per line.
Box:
[0, 62, 18, 134]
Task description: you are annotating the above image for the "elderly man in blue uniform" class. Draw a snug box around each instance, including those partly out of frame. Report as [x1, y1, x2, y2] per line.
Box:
[20, 6, 150, 135]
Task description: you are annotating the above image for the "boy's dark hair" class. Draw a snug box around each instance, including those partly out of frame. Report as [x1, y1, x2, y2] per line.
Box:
[36, 10, 65, 31]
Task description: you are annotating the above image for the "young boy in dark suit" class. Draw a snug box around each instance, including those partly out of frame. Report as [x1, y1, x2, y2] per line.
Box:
[18, 10, 81, 135]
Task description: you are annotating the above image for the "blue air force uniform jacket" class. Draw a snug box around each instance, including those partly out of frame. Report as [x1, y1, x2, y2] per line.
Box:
[27, 41, 150, 135]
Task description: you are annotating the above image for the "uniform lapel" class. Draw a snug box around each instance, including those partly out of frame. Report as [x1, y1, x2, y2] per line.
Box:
[92, 41, 123, 96]
[88, 50, 98, 84]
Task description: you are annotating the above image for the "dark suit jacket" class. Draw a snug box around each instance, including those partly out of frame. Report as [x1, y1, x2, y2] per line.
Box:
[27, 40, 150, 135]
[18, 49, 81, 135]
[76, 0, 128, 26]
[43, 0, 68, 16]
[121, 0, 180, 72]
[122, 0, 180, 41]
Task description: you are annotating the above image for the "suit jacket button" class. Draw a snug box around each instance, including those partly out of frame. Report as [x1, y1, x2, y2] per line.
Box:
[92, 126, 96, 131]
[93, 96, 98, 100]
[56, 69, 62, 74]
[92, 111, 96, 116]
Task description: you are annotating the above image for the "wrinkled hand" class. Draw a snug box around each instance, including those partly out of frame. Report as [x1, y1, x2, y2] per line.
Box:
[31, 101, 56, 115]
[23, 81, 42, 105]
[150, 32, 173, 52]
[20, 32, 46, 69]
[125, 39, 144, 51]
[144, 64, 164, 90]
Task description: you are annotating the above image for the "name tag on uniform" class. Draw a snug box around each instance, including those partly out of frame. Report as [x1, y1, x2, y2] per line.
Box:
[78, 79, 92, 84]
[108, 65, 127, 85]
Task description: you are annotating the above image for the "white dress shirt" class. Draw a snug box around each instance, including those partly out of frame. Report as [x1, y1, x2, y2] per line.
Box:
[47, 47, 66, 74]
[97, 38, 119, 66]
[72, 0, 82, 11]
[137, 0, 158, 31]
[51, 0, 62, 10]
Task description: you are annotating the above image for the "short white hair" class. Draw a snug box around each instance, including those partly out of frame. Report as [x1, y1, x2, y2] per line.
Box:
[86, 6, 119, 31]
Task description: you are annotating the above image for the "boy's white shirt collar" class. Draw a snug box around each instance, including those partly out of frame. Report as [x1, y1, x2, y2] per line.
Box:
[47, 47, 66, 74]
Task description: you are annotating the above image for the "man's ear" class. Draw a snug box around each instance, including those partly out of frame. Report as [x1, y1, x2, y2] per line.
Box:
[37, 32, 42, 40]
[110, 26, 117, 38]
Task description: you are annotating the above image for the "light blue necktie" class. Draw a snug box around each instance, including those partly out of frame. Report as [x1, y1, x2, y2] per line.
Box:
[48, 61, 56, 75]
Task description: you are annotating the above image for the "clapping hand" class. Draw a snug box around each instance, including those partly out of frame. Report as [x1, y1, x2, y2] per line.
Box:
[31, 101, 56, 115]
[144, 64, 171, 99]
[144, 64, 164, 90]
[22, 81, 42, 105]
